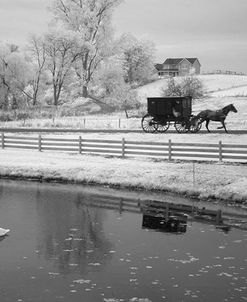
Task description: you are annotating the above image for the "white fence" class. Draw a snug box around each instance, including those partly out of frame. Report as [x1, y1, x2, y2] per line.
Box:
[1, 133, 247, 162]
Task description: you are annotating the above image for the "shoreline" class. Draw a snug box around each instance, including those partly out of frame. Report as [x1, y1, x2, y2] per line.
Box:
[0, 173, 201, 200]
[0, 149, 246, 205]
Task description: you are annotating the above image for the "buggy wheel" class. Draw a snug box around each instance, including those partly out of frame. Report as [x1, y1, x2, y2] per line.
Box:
[155, 120, 170, 133]
[174, 121, 189, 133]
[141, 114, 157, 133]
[167, 219, 179, 231]
[189, 116, 202, 133]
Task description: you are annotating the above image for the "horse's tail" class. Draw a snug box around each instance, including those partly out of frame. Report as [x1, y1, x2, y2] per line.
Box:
[190, 111, 205, 126]
[190, 114, 200, 126]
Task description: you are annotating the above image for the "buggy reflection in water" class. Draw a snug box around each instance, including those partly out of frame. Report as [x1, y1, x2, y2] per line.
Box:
[142, 211, 187, 233]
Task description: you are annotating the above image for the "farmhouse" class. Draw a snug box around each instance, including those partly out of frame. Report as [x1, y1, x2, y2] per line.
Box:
[156, 58, 201, 77]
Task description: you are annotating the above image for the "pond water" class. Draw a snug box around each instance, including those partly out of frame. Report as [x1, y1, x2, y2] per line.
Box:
[0, 180, 246, 302]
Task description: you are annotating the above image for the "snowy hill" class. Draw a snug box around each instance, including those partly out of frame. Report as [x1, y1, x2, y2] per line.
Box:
[136, 74, 247, 101]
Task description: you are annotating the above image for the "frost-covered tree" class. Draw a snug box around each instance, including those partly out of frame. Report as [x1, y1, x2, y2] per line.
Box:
[163, 76, 204, 99]
[27, 35, 47, 106]
[96, 56, 124, 96]
[118, 34, 156, 86]
[43, 27, 80, 105]
[0, 44, 11, 109]
[96, 57, 141, 116]
[0, 43, 32, 110]
[181, 76, 205, 99]
[51, 0, 123, 98]
[163, 77, 183, 97]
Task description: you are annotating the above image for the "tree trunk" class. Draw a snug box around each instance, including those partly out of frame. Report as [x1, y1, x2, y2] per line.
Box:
[88, 94, 115, 113]
[53, 85, 58, 106]
[32, 90, 38, 106]
[82, 85, 88, 98]
[3, 89, 9, 111]
[32, 76, 41, 106]
[124, 109, 129, 118]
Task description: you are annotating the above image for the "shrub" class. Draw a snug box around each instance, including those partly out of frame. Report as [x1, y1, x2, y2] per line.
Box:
[103, 81, 141, 117]
[16, 112, 31, 121]
[163, 76, 205, 99]
[16, 112, 32, 126]
[0, 112, 14, 122]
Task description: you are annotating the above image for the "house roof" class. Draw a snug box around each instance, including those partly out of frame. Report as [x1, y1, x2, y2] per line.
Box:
[186, 58, 199, 64]
[155, 63, 164, 71]
[163, 58, 199, 65]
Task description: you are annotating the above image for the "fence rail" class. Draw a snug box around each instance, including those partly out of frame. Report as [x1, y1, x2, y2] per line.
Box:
[1, 133, 247, 162]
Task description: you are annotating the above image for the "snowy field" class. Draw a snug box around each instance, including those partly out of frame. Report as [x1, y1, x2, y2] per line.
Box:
[37, 96, 247, 145]
[2, 75, 246, 132]
[0, 149, 246, 203]
[210, 86, 247, 97]
[1, 75, 246, 132]
[137, 74, 247, 100]
[1, 97, 246, 132]
[44, 132, 247, 144]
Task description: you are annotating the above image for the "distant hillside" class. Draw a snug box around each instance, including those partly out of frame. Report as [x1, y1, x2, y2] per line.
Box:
[136, 74, 247, 101]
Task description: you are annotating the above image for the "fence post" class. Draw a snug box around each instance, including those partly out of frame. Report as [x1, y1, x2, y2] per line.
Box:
[192, 162, 196, 187]
[219, 140, 222, 162]
[121, 138, 125, 157]
[119, 118, 121, 129]
[168, 139, 172, 161]
[79, 136, 82, 154]
[83, 118, 86, 128]
[1, 133, 4, 149]
[38, 134, 42, 152]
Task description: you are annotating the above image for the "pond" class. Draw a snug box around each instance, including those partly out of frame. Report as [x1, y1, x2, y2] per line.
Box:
[0, 180, 246, 302]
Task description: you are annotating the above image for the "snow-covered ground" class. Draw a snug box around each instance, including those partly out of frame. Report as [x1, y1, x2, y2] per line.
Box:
[41, 131, 247, 144]
[197, 74, 247, 94]
[0, 74, 246, 203]
[210, 86, 247, 97]
[1, 75, 246, 130]
[1, 97, 246, 130]
[28, 96, 245, 140]
[137, 74, 247, 100]
[0, 149, 246, 203]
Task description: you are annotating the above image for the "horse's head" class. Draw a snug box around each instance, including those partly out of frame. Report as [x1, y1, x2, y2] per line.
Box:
[223, 104, 238, 114]
[230, 104, 238, 113]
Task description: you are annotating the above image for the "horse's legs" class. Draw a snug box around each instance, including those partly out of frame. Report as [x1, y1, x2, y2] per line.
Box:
[205, 119, 210, 133]
[222, 120, 228, 133]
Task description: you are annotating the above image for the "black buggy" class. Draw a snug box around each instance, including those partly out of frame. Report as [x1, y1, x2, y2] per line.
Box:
[141, 96, 201, 133]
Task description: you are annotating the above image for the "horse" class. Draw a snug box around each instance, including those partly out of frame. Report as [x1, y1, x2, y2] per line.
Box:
[192, 104, 237, 133]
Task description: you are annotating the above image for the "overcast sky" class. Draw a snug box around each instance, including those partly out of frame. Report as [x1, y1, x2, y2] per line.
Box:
[0, 0, 246, 73]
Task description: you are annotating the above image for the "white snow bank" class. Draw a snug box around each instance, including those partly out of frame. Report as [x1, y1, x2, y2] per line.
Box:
[0, 149, 246, 203]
